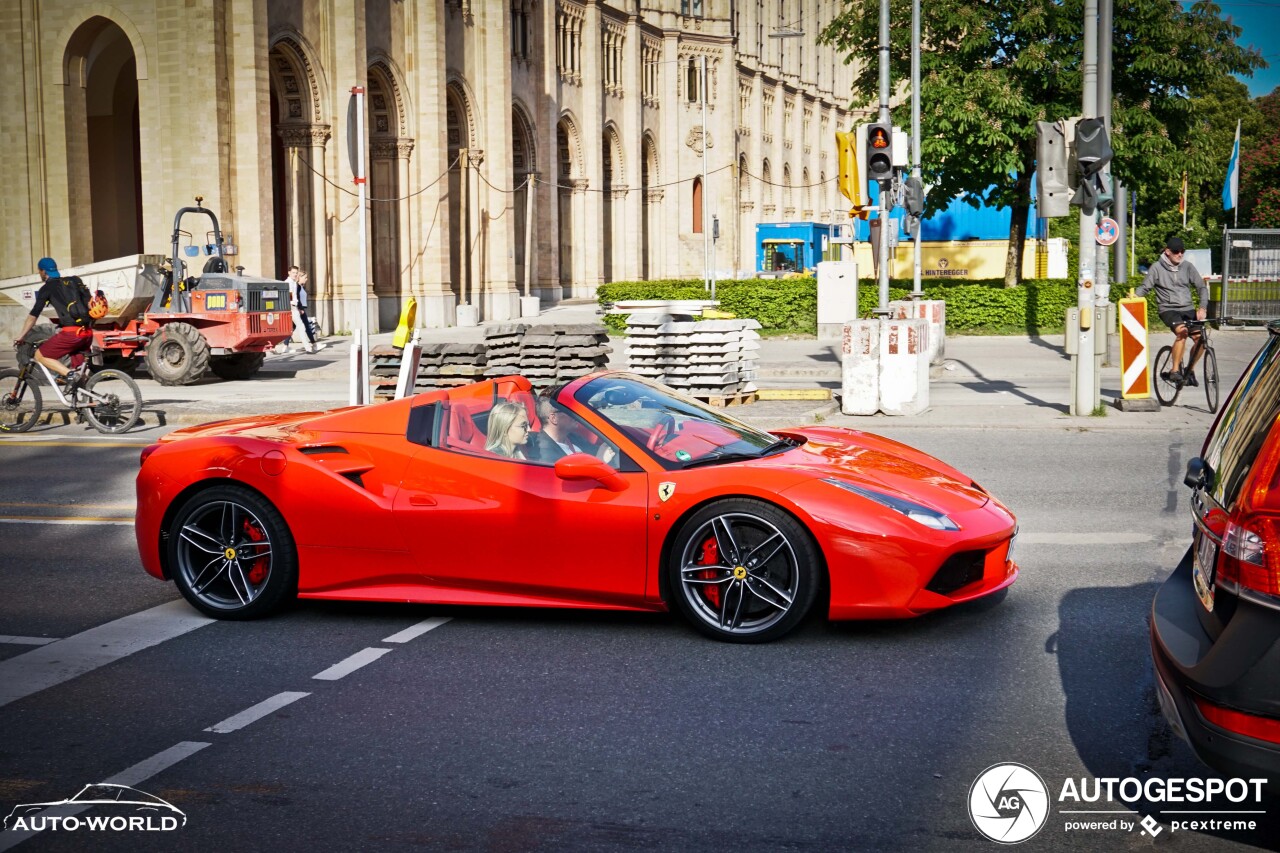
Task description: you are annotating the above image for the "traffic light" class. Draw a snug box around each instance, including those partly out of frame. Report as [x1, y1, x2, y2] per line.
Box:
[1035, 120, 1071, 218]
[866, 122, 893, 182]
[1070, 117, 1114, 215]
[904, 177, 924, 217]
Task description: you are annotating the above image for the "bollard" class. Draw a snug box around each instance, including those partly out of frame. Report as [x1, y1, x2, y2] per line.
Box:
[878, 318, 930, 416]
[840, 321, 879, 415]
[889, 299, 946, 365]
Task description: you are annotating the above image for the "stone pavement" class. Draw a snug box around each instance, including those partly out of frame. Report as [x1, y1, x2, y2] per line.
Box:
[1, 303, 1269, 433]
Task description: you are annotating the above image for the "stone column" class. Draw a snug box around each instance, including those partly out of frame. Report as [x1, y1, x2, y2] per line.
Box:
[477, 0, 518, 321]
[579, 1, 603, 297]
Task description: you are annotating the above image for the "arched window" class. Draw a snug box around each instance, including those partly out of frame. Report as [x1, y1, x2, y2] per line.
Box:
[692, 177, 703, 233]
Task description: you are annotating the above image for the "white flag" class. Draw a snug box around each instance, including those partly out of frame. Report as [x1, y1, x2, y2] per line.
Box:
[1222, 119, 1241, 211]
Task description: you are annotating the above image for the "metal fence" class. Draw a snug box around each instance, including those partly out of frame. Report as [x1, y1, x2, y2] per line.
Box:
[1222, 229, 1280, 322]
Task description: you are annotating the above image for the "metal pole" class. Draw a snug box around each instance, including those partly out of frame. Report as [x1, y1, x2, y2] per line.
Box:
[1075, 0, 1099, 416]
[355, 85, 370, 404]
[1096, 0, 1112, 303]
[911, 0, 922, 296]
[524, 174, 535, 298]
[702, 55, 710, 295]
[876, 0, 892, 314]
[1115, 183, 1127, 284]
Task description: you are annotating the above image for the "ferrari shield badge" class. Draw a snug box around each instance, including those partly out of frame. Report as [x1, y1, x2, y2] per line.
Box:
[658, 482, 676, 502]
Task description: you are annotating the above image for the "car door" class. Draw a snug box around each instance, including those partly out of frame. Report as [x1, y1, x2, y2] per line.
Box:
[393, 403, 650, 608]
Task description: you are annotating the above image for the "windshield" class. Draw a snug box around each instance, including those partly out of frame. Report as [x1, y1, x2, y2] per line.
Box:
[575, 375, 787, 469]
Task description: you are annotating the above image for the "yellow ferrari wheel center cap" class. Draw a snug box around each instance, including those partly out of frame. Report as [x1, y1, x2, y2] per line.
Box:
[733, 566, 747, 579]
[225, 547, 237, 560]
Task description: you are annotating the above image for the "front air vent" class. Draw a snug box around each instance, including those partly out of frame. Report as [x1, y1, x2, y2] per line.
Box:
[340, 471, 365, 488]
[300, 446, 349, 456]
[927, 551, 985, 595]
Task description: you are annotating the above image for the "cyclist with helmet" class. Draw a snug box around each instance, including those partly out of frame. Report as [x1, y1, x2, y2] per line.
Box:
[1134, 236, 1208, 386]
[12, 257, 103, 389]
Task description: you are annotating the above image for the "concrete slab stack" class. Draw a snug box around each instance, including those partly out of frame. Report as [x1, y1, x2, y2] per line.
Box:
[485, 323, 612, 388]
[371, 343, 488, 400]
[625, 315, 761, 404]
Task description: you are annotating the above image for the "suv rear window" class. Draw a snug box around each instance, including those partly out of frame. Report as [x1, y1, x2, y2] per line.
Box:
[1204, 329, 1280, 509]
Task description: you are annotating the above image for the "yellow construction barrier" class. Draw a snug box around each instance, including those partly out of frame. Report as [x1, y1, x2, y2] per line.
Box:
[392, 297, 417, 349]
[1118, 294, 1152, 399]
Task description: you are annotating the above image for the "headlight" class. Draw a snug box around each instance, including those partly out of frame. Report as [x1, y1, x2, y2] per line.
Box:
[822, 478, 960, 531]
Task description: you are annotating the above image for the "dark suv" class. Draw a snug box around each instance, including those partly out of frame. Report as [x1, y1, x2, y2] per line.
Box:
[1151, 321, 1280, 782]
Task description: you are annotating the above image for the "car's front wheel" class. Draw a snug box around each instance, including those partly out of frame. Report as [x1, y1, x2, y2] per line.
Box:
[167, 484, 297, 619]
[667, 498, 820, 643]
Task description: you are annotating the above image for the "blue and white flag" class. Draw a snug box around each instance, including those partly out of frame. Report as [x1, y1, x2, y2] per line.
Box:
[1223, 119, 1241, 211]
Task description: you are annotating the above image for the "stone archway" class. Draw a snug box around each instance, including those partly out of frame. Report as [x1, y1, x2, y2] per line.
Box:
[447, 83, 477, 306]
[641, 134, 659, 280]
[268, 37, 328, 287]
[601, 126, 623, 283]
[556, 117, 583, 296]
[63, 17, 142, 263]
[368, 62, 411, 331]
[512, 104, 536, 297]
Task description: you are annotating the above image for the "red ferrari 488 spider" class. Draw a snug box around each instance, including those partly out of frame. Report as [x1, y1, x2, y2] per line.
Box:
[137, 373, 1018, 642]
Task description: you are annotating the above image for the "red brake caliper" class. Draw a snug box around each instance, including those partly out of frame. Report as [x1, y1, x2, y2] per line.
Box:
[698, 536, 722, 607]
[241, 518, 269, 584]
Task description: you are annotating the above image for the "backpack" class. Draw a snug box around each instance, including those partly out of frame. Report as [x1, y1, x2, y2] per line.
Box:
[58, 276, 93, 328]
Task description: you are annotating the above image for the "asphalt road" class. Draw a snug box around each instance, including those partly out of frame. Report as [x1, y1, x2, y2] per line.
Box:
[0, 428, 1277, 852]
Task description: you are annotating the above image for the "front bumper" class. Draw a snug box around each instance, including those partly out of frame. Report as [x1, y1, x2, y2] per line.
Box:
[1150, 547, 1280, 784]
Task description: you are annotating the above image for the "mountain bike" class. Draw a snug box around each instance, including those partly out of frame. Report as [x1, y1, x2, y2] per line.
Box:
[1, 347, 143, 434]
[1153, 319, 1219, 413]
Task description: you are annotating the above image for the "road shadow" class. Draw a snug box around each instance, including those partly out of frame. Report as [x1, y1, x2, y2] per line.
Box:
[944, 358, 1067, 412]
[1054, 581, 1279, 848]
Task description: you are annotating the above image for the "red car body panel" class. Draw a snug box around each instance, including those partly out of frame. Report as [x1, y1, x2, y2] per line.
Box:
[137, 373, 1018, 622]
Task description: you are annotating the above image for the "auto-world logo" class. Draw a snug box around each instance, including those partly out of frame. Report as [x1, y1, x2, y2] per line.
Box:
[4, 784, 186, 833]
[968, 763, 1050, 844]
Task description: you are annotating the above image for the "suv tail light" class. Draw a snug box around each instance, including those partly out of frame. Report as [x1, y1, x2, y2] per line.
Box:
[1192, 694, 1280, 745]
[1219, 517, 1280, 596]
[1218, 423, 1280, 597]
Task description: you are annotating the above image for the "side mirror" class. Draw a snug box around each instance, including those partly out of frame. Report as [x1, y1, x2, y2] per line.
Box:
[1184, 457, 1210, 490]
[554, 453, 626, 491]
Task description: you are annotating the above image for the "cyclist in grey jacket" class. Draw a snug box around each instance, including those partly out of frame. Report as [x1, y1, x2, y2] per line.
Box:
[1135, 236, 1208, 385]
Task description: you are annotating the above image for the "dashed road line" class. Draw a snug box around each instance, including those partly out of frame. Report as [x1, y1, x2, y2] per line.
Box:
[383, 617, 451, 644]
[204, 692, 311, 734]
[0, 636, 58, 646]
[312, 647, 393, 681]
[0, 601, 213, 709]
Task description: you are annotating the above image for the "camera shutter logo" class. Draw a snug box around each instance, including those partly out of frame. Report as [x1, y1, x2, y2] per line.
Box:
[968, 763, 1050, 844]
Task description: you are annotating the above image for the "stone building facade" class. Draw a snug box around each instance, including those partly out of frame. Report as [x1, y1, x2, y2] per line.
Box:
[1, 1, 859, 330]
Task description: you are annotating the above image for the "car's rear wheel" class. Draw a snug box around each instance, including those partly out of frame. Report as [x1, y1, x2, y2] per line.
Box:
[168, 484, 297, 619]
[667, 498, 819, 643]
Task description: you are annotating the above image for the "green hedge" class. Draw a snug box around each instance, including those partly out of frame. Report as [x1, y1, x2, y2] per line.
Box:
[597, 277, 1164, 335]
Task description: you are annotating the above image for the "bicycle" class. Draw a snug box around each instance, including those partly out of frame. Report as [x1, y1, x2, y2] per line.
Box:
[1, 345, 143, 434]
[1153, 319, 1220, 413]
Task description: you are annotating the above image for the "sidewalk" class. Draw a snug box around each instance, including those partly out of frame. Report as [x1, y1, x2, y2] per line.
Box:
[2, 303, 1268, 432]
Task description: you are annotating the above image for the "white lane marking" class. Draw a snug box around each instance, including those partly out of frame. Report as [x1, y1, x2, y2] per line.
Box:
[312, 647, 393, 681]
[383, 617, 452, 644]
[0, 601, 213, 709]
[1019, 532, 1154, 545]
[0, 636, 58, 646]
[0, 517, 132, 526]
[0, 741, 210, 852]
[204, 692, 311, 734]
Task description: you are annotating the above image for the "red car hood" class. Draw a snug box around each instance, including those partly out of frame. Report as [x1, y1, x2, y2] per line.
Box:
[762, 426, 991, 515]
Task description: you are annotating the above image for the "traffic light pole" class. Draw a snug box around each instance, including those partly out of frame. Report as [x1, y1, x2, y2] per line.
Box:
[1074, 0, 1099, 417]
[875, 0, 892, 315]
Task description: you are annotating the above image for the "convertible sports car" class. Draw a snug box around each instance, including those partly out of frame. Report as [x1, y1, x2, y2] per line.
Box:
[137, 372, 1019, 642]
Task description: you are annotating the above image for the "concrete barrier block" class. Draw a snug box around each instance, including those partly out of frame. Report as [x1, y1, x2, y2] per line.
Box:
[889, 299, 946, 365]
[840, 320, 879, 415]
[879, 318, 930, 416]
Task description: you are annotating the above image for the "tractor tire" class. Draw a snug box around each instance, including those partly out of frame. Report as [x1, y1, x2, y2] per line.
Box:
[209, 352, 266, 381]
[145, 322, 210, 386]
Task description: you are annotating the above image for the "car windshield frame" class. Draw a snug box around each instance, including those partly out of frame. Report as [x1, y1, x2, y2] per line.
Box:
[573, 375, 786, 470]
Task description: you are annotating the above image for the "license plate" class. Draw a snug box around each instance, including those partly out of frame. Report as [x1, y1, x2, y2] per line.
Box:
[1192, 532, 1218, 612]
[262, 289, 279, 298]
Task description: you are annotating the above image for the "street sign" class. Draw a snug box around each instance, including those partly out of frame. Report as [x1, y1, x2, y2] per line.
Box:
[1096, 217, 1119, 246]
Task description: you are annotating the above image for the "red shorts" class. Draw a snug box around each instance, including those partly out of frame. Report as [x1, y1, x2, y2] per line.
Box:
[38, 328, 92, 368]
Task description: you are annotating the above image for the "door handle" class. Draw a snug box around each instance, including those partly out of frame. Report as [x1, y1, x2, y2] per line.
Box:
[409, 494, 437, 507]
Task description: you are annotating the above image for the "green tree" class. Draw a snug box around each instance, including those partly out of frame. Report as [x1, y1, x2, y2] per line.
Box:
[819, 0, 1264, 286]
[1241, 89, 1280, 227]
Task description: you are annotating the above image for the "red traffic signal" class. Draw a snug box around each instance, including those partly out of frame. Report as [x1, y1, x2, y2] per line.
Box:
[866, 122, 893, 181]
